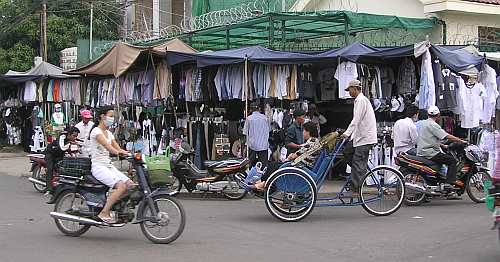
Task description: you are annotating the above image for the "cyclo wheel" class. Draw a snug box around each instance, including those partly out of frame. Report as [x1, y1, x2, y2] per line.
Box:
[360, 166, 405, 216]
[265, 168, 317, 222]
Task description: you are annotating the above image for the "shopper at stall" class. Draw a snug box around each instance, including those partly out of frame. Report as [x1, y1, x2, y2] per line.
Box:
[285, 108, 306, 155]
[75, 109, 94, 157]
[89, 107, 134, 224]
[341, 80, 377, 193]
[243, 102, 270, 168]
[306, 103, 327, 136]
[416, 106, 467, 190]
[392, 105, 419, 155]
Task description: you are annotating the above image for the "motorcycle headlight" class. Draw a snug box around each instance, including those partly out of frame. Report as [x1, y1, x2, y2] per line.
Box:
[465, 146, 486, 163]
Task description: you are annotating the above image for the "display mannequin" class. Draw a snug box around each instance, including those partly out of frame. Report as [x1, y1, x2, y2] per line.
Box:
[51, 103, 66, 135]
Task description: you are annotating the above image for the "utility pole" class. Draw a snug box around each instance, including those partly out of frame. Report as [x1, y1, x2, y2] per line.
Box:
[89, 1, 94, 60]
[42, 0, 48, 61]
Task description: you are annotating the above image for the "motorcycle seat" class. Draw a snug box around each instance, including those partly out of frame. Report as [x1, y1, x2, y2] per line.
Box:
[204, 158, 249, 172]
[84, 175, 107, 187]
[401, 154, 441, 171]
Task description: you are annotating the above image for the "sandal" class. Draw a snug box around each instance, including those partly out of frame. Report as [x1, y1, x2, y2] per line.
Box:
[97, 214, 115, 224]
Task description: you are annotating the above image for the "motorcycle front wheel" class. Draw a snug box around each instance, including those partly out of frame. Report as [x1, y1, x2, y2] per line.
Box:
[222, 173, 248, 200]
[466, 171, 491, 203]
[53, 191, 91, 237]
[32, 165, 47, 193]
[140, 195, 186, 244]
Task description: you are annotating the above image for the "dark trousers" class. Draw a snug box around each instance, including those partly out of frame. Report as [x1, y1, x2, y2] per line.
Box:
[343, 141, 373, 190]
[45, 154, 55, 193]
[431, 152, 457, 183]
[249, 149, 269, 169]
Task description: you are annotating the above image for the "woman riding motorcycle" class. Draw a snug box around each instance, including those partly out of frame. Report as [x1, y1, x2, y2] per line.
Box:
[88, 107, 134, 224]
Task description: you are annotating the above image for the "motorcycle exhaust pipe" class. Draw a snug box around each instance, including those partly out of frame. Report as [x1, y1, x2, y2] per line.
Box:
[405, 182, 427, 194]
[28, 177, 46, 186]
[49, 212, 104, 226]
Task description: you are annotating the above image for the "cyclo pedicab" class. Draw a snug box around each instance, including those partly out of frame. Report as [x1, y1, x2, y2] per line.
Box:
[239, 131, 406, 222]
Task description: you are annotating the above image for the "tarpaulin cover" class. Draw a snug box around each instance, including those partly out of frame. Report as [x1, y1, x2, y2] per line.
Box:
[0, 74, 41, 83]
[430, 45, 485, 74]
[314, 42, 381, 62]
[69, 38, 196, 77]
[4, 61, 74, 79]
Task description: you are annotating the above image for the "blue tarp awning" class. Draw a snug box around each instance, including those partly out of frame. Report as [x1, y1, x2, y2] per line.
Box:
[0, 74, 41, 83]
[165, 42, 486, 74]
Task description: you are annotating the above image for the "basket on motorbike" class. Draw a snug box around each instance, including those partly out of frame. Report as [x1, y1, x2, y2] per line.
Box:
[145, 154, 175, 188]
[59, 157, 92, 177]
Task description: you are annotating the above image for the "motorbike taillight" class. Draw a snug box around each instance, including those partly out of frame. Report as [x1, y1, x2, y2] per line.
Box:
[461, 164, 471, 173]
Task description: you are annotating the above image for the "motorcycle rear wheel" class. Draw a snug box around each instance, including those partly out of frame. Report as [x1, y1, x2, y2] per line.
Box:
[32, 166, 47, 193]
[403, 173, 427, 206]
[53, 191, 91, 237]
[466, 171, 491, 203]
[140, 195, 185, 244]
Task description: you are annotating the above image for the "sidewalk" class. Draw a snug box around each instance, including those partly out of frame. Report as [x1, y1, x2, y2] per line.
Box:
[0, 152, 30, 177]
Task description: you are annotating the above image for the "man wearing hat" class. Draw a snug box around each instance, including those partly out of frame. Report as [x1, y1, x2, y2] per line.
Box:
[243, 103, 270, 168]
[342, 80, 377, 194]
[417, 106, 467, 192]
[285, 108, 307, 155]
[75, 109, 94, 157]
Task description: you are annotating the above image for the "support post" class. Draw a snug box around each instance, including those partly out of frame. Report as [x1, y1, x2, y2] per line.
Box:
[90, 1, 94, 60]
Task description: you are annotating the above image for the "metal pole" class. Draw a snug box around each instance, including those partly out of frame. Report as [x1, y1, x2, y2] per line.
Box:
[90, 1, 94, 60]
[42, 0, 47, 61]
[244, 56, 249, 158]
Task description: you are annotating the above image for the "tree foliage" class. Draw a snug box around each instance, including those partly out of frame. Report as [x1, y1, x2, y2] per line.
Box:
[0, 0, 121, 73]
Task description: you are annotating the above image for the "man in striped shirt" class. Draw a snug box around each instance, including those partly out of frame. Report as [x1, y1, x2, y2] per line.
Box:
[243, 103, 270, 168]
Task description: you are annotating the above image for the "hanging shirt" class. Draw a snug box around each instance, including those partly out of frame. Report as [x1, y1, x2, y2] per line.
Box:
[480, 65, 498, 124]
[460, 82, 486, 129]
[335, 61, 358, 99]
[24, 81, 37, 102]
[418, 50, 436, 110]
[392, 117, 418, 154]
[344, 93, 378, 147]
[397, 58, 417, 95]
[496, 76, 500, 111]
[436, 69, 459, 111]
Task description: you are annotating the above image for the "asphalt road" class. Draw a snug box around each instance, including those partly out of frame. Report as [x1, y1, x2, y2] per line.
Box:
[0, 171, 499, 262]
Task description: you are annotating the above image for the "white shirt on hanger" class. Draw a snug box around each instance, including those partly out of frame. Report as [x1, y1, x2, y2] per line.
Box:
[334, 61, 358, 99]
[460, 81, 486, 129]
[24, 81, 37, 102]
[480, 65, 499, 124]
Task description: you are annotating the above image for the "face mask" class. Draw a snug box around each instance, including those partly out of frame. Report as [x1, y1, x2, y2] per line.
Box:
[103, 116, 114, 127]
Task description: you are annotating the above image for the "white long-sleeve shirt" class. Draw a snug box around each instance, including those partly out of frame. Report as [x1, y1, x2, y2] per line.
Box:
[344, 93, 378, 147]
[392, 117, 418, 154]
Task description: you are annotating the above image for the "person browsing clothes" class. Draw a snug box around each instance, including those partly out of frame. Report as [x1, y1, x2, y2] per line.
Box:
[243, 102, 270, 168]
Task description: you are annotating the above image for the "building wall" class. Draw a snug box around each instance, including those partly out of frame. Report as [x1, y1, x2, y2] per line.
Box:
[292, 0, 427, 18]
[437, 12, 500, 45]
[60, 47, 78, 70]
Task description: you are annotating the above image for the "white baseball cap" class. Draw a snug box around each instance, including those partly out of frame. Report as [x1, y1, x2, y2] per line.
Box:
[427, 106, 440, 116]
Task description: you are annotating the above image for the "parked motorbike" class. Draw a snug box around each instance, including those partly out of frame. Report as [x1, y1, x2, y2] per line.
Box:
[27, 153, 48, 193]
[49, 153, 185, 244]
[395, 143, 491, 205]
[169, 143, 249, 200]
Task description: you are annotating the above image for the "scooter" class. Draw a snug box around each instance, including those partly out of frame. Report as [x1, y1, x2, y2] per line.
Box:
[169, 143, 249, 200]
[396, 142, 491, 205]
[49, 153, 185, 244]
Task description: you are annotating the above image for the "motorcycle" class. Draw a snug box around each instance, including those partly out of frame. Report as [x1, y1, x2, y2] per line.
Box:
[27, 153, 48, 193]
[49, 153, 185, 244]
[168, 143, 249, 200]
[27, 142, 82, 193]
[395, 142, 491, 205]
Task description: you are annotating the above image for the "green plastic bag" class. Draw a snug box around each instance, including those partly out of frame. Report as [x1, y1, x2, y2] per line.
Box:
[485, 180, 495, 212]
[145, 148, 172, 171]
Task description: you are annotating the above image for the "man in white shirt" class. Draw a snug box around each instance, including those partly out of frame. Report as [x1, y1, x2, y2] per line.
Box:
[74, 110, 94, 157]
[341, 80, 378, 193]
[392, 105, 419, 155]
